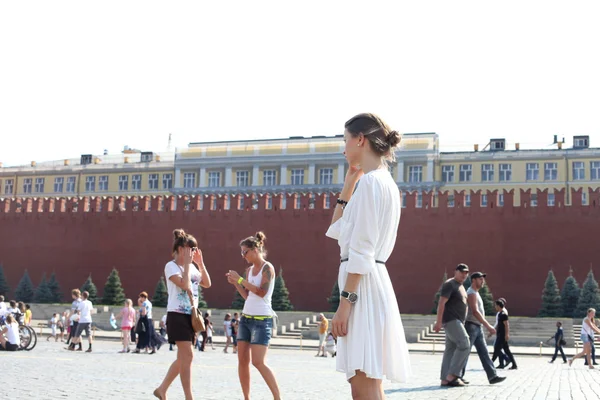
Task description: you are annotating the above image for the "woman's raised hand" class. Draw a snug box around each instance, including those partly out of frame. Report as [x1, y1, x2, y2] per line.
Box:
[226, 270, 241, 285]
[192, 248, 204, 265]
[182, 247, 193, 265]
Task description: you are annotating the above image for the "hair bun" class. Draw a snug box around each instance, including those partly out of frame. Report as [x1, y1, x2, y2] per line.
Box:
[173, 229, 186, 240]
[386, 130, 401, 148]
[255, 231, 266, 244]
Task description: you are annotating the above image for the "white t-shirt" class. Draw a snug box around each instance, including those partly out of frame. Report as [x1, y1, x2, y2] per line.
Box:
[161, 315, 167, 325]
[0, 302, 7, 316]
[164, 261, 202, 314]
[5, 322, 19, 345]
[224, 320, 232, 337]
[78, 300, 93, 323]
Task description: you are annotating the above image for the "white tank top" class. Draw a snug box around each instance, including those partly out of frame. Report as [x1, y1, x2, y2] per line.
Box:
[582, 317, 595, 338]
[242, 262, 275, 316]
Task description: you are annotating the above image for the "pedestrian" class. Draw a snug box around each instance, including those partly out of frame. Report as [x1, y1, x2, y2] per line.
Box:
[223, 313, 233, 353]
[325, 114, 411, 399]
[153, 228, 212, 400]
[47, 313, 58, 342]
[68, 290, 94, 353]
[226, 231, 281, 400]
[548, 321, 567, 364]
[116, 299, 136, 353]
[231, 312, 239, 354]
[65, 289, 82, 346]
[24, 304, 32, 326]
[492, 297, 510, 367]
[325, 332, 337, 357]
[316, 313, 329, 357]
[0, 296, 6, 317]
[492, 300, 517, 370]
[0, 314, 20, 351]
[569, 308, 600, 369]
[462, 272, 506, 384]
[205, 314, 215, 350]
[134, 293, 152, 354]
[59, 311, 67, 342]
[434, 264, 470, 387]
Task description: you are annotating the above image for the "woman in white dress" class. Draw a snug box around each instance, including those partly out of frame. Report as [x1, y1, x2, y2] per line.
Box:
[326, 113, 411, 399]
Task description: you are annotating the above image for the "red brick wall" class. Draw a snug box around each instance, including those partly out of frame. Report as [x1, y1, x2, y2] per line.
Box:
[1, 189, 599, 316]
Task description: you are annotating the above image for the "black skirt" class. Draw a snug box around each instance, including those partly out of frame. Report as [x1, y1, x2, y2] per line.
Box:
[166, 312, 195, 344]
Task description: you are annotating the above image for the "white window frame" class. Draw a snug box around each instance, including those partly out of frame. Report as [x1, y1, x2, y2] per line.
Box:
[85, 176, 96, 192]
[236, 171, 249, 187]
[148, 174, 159, 190]
[291, 169, 305, 186]
[208, 172, 221, 187]
[118, 175, 129, 191]
[4, 179, 13, 195]
[34, 177, 45, 193]
[401, 192, 407, 208]
[582, 192, 588, 205]
[54, 177, 64, 193]
[499, 164, 512, 182]
[547, 192, 555, 206]
[66, 177, 76, 193]
[448, 194, 455, 207]
[99, 175, 108, 191]
[481, 194, 488, 207]
[267, 196, 273, 210]
[591, 162, 600, 180]
[544, 162, 558, 181]
[575, 137, 589, 148]
[319, 168, 333, 185]
[573, 161, 585, 181]
[409, 166, 422, 183]
[132, 174, 142, 190]
[464, 194, 471, 207]
[498, 193, 504, 207]
[530, 193, 538, 207]
[183, 173, 196, 189]
[442, 165, 454, 183]
[239, 196, 245, 210]
[459, 164, 472, 182]
[481, 164, 494, 182]
[324, 196, 330, 209]
[526, 163, 539, 181]
[416, 191, 422, 208]
[23, 178, 32, 194]
[263, 170, 277, 186]
[162, 173, 173, 189]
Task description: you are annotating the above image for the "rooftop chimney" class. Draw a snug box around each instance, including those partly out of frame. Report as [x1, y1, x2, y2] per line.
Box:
[31, 161, 36, 167]
[474, 144, 479, 152]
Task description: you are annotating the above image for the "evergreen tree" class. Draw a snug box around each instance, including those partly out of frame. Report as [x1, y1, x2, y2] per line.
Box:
[34, 273, 54, 303]
[432, 272, 448, 314]
[479, 281, 496, 316]
[197, 285, 207, 309]
[47, 272, 62, 303]
[231, 289, 246, 310]
[14, 270, 35, 302]
[152, 277, 168, 307]
[538, 270, 562, 317]
[328, 281, 340, 312]
[272, 268, 293, 311]
[0, 264, 10, 296]
[575, 270, 600, 318]
[102, 268, 126, 305]
[561, 268, 581, 318]
[80, 275, 98, 304]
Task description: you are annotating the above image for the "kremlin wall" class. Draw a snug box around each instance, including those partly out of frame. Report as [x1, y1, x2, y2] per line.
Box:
[1, 187, 599, 317]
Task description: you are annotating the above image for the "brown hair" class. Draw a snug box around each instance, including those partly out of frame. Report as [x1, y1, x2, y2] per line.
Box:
[240, 231, 267, 255]
[345, 113, 401, 162]
[71, 289, 81, 298]
[139, 291, 148, 299]
[6, 314, 15, 324]
[82, 291, 89, 300]
[172, 229, 198, 256]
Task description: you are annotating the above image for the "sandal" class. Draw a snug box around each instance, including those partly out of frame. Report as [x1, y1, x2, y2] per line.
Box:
[446, 378, 465, 387]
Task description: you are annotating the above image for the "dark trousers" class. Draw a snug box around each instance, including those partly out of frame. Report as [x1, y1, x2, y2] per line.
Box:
[551, 343, 567, 362]
[199, 331, 208, 351]
[584, 341, 596, 365]
[492, 338, 516, 368]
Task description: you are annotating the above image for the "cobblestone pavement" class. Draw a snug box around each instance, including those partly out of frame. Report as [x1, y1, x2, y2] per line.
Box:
[4, 340, 600, 399]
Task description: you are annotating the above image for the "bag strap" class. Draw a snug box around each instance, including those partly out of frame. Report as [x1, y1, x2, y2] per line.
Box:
[187, 290, 196, 309]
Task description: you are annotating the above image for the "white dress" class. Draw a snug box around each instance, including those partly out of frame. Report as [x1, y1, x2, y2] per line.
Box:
[326, 168, 411, 383]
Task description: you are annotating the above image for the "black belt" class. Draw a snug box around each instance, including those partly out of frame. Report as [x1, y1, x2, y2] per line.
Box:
[340, 258, 385, 264]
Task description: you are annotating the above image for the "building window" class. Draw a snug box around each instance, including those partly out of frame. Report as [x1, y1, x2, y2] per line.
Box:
[183, 173, 195, 189]
[459, 164, 472, 182]
[498, 193, 504, 207]
[582, 192, 588, 205]
[591, 162, 600, 180]
[416, 192, 422, 208]
[544, 162, 558, 181]
[481, 194, 488, 207]
[530, 193, 538, 207]
[442, 165, 454, 183]
[573, 162, 585, 180]
[54, 177, 64, 193]
[319, 168, 333, 185]
[208, 172, 221, 187]
[295, 196, 302, 209]
[85, 176, 96, 192]
[236, 171, 249, 187]
[163, 173, 173, 189]
[409, 166, 422, 183]
[267, 196, 273, 210]
[548, 192, 555, 206]
[132, 174, 142, 190]
[99, 175, 108, 191]
[66, 177, 76, 193]
[401, 192, 407, 208]
[464, 194, 471, 207]
[118, 175, 129, 191]
[263, 170, 277, 186]
[291, 169, 305, 186]
[481, 164, 494, 182]
[22, 178, 32, 194]
[4, 179, 13, 195]
[499, 164, 512, 182]
[448, 194, 455, 207]
[148, 174, 159, 190]
[34, 178, 45, 193]
[526, 163, 539, 181]
[324, 196, 330, 209]
[238, 196, 245, 210]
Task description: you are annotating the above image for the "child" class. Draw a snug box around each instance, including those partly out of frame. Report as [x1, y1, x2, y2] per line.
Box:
[325, 332, 337, 358]
[47, 313, 58, 342]
[116, 299, 136, 353]
[59, 311, 67, 342]
[206, 317, 215, 350]
[0, 314, 20, 351]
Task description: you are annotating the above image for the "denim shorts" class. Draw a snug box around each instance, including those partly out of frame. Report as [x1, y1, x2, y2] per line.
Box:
[581, 333, 594, 344]
[237, 316, 273, 346]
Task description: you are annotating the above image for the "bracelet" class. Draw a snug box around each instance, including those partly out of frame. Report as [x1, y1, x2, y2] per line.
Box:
[336, 199, 348, 209]
[237, 277, 244, 285]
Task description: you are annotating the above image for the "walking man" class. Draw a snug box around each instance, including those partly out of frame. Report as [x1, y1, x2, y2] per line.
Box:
[548, 321, 567, 363]
[434, 263, 471, 387]
[462, 272, 506, 384]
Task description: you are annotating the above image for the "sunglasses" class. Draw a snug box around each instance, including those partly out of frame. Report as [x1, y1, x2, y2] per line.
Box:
[241, 249, 250, 257]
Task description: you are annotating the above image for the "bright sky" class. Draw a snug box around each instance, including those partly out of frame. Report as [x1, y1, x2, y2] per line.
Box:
[1, 1, 599, 167]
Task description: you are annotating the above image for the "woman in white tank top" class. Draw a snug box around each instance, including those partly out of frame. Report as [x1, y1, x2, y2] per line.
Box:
[226, 231, 281, 400]
[569, 307, 600, 368]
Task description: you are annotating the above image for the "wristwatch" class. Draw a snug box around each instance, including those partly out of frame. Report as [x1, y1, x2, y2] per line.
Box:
[340, 291, 358, 304]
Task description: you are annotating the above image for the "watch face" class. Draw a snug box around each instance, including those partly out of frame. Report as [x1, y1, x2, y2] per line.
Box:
[348, 293, 358, 303]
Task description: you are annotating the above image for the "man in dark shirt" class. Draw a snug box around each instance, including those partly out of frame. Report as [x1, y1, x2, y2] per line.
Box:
[492, 300, 517, 369]
[548, 321, 567, 363]
[434, 263, 471, 387]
